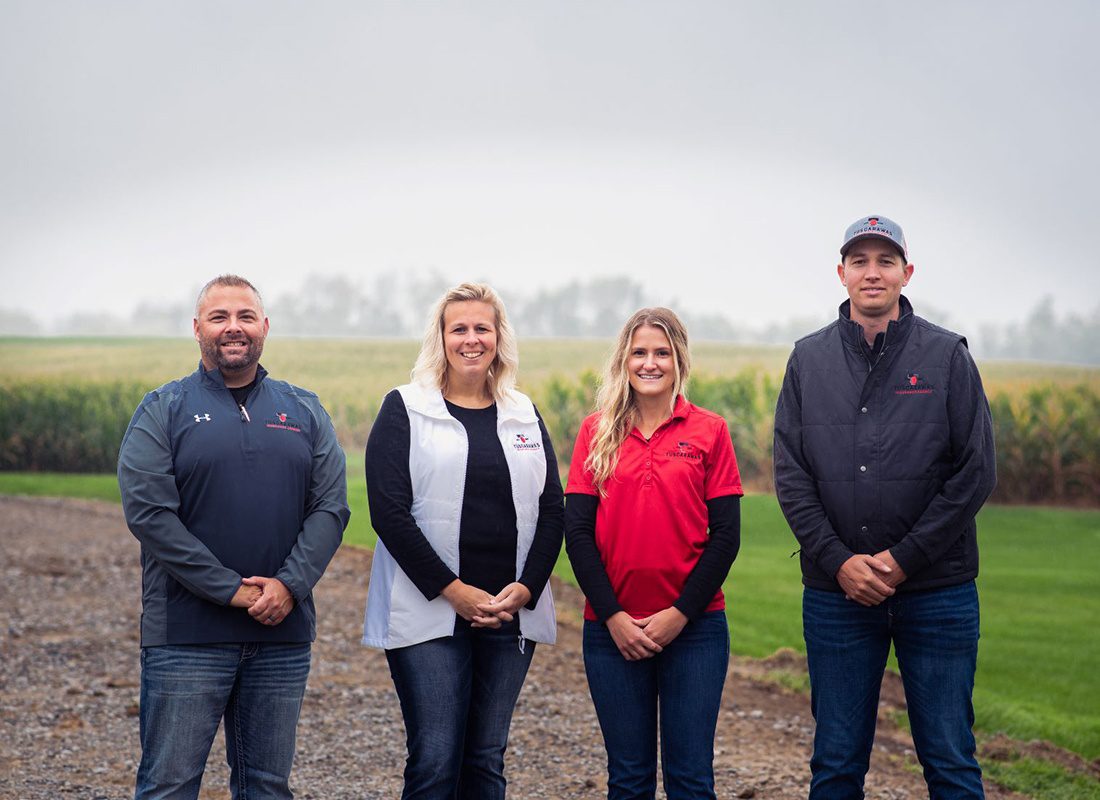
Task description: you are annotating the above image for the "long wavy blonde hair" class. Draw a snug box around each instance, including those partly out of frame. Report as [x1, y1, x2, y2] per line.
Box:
[410, 282, 519, 402]
[585, 307, 691, 495]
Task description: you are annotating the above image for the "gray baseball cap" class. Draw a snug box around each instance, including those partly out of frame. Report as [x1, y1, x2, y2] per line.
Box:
[840, 215, 908, 260]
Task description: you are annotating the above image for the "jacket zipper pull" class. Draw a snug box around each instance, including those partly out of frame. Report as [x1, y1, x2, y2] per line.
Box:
[238, 404, 251, 423]
[517, 633, 526, 655]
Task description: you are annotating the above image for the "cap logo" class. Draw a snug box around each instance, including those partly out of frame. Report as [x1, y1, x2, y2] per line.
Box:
[868, 217, 879, 226]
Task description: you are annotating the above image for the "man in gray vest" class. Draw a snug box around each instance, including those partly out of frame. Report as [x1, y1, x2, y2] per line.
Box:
[773, 216, 996, 798]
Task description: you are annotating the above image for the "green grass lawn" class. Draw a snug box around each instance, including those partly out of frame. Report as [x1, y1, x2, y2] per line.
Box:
[725, 497, 1100, 760]
[0, 471, 121, 503]
[2, 466, 1098, 761]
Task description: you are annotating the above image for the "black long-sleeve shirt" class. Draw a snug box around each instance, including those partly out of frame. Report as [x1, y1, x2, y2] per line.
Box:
[365, 389, 564, 606]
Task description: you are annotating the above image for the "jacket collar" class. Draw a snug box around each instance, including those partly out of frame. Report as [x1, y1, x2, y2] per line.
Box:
[196, 361, 268, 390]
[401, 381, 536, 424]
[837, 294, 914, 351]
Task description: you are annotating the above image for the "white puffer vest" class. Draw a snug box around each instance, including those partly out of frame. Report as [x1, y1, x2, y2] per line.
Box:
[362, 382, 557, 649]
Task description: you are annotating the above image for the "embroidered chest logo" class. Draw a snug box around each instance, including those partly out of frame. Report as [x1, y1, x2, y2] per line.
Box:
[265, 411, 302, 432]
[666, 440, 702, 460]
[893, 372, 934, 395]
[193, 413, 212, 423]
[512, 433, 541, 451]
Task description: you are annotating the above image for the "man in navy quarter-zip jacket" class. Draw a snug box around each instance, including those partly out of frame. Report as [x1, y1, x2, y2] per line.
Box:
[773, 216, 996, 800]
[118, 274, 350, 800]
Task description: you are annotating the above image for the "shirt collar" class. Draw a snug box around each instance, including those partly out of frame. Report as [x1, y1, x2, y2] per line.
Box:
[630, 395, 690, 440]
[671, 394, 691, 421]
[198, 361, 268, 390]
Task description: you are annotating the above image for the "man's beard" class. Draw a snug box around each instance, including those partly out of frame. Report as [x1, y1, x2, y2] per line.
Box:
[199, 335, 264, 373]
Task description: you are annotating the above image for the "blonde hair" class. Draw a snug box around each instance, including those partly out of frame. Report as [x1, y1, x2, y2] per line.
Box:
[585, 307, 691, 495]
[411, 282, 519, 402]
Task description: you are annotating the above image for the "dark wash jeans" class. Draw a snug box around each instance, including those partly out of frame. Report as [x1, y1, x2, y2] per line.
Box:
[135, 642, 311, 800]
[803, 581, 983, 800]
[583, 610, 730, 800]
[385, 619, 535, 800]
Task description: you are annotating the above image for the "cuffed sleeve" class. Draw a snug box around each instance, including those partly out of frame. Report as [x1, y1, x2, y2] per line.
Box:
[118, 395, 243, 605]
[773, 351, 855, 577]
[673, 495, 741, 620]
[275, 397, 350, 602]
[564, 492, 623, 621]
[518, 411, 565, 609]
[364, 390, 458, 600]
[889, 343, 997, 576]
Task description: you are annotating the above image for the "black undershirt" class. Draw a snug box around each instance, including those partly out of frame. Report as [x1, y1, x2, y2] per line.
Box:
[861, 331, 886, 362]
[445, 400, 521, 595]
[228, 377, 257, 409]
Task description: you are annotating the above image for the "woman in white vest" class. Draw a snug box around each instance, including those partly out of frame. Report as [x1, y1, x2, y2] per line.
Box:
[362, 282, 564, 800]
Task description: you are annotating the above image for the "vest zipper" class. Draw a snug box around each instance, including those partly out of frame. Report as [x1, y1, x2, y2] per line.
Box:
[238, 404, 250, 423]
[865, 328, 891, 373]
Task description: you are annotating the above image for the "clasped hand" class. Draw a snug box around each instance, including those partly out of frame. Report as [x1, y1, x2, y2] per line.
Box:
[606, 607, 688, 661]
[441, 579, 532, 629]
[837, 550, 907, 607]
[229, 576, 296, 626]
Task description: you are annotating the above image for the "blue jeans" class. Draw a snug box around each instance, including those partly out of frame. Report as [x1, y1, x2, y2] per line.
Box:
[803, 582, 983, 800]
[135, 642, 311, 800]
[583, 610, 730, 800]
[385, 619, 535, 800]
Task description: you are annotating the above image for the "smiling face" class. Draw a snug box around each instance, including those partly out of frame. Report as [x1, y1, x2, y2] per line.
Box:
[838, 239, 914, 327]
[626, 324, 676, 405]
[193, 284, 269, 386]
[442, 300, 498, 392]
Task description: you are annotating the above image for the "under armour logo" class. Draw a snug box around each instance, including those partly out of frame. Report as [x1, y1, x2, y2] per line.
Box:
[194, 413, 212, 423]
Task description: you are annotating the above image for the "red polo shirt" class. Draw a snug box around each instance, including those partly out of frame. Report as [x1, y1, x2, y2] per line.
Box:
[566, 396, 743, 621]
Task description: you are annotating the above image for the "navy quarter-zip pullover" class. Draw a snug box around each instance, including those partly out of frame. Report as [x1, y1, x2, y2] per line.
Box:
[118, 363, 350, 646]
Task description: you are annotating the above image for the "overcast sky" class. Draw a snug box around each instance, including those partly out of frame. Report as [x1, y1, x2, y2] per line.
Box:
[2, 1, 1097, 334]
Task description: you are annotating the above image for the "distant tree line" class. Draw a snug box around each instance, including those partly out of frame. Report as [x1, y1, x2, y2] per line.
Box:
[2, 273, 1097, 365]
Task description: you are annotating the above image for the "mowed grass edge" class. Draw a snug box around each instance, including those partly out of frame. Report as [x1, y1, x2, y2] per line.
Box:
[3, 465, 1098, 761]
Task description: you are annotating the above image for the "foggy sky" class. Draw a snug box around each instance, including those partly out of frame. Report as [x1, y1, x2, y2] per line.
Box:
[2, 1, 1097, 333]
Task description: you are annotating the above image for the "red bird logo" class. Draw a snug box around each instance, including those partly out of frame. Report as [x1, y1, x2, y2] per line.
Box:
[908, 374, 919, 386]
[278, 413, 288, 422]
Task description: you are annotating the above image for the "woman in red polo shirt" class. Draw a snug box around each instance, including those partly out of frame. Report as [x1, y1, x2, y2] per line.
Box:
[565, 307, 743, 800]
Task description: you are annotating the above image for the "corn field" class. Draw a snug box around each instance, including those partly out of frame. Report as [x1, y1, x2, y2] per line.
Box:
[3, 374, 1096, 506]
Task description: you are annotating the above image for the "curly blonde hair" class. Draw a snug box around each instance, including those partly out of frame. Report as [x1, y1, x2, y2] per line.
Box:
[410, 282, 519, 401]
[585, 307, 691, 495]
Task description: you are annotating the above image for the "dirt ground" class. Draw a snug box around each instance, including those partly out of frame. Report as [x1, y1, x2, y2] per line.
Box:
[0, 495, 1032, 799]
